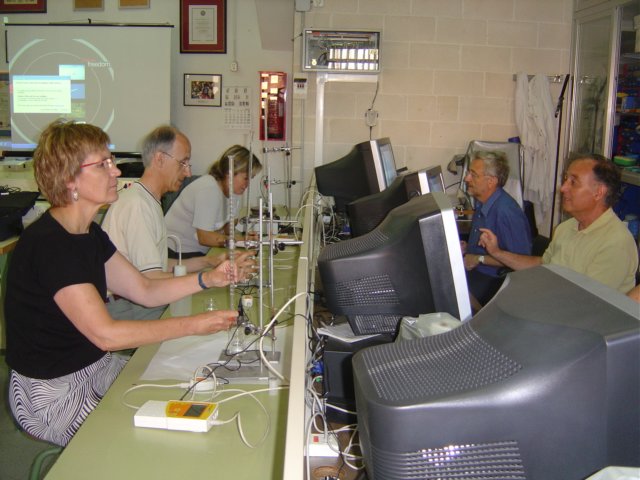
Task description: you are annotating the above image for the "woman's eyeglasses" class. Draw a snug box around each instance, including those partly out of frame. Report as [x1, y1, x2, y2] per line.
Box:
[81, 155, 116, 170]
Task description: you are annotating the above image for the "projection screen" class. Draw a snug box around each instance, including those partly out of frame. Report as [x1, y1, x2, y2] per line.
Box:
[6, 23, 173, 152]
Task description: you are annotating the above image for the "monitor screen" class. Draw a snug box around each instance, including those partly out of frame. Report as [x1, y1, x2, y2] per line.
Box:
[317, 192, 471, 336]
[347, 165, 446, 237]
[377, 140, 398, 188]
[315, 137, 398, 212]
[353, 265, 640, 480]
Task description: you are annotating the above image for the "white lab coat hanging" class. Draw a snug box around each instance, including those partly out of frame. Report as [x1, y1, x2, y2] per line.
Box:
[515, 72, 557, 235]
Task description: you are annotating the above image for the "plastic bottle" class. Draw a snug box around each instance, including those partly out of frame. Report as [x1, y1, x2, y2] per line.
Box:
[170, 264, 191, 316]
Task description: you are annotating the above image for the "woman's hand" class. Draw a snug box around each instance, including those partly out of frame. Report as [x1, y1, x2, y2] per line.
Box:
[204, 252, 228, 268]
[235, 250, 258, 282]
[202, 259, 238, 287]
[191, 309, 238, 335]
[199, 250, 259, 287]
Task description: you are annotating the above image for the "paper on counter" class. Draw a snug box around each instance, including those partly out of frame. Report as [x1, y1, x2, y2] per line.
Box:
[316, 322, 379, 343]
[139, 334, 228, 381]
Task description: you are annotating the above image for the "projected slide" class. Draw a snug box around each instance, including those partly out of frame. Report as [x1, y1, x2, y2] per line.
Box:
[9, 38, 115, 149]
[7, 25, 172, 152]
[12, 76, 72, 114]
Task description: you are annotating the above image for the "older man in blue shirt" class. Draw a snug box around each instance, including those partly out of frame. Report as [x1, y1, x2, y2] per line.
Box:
[462, 151, 532, 307]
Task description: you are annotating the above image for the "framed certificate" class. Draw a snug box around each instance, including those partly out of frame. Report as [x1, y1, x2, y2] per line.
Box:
[0, 0, 46, 13]
[180, 0, 226, 54]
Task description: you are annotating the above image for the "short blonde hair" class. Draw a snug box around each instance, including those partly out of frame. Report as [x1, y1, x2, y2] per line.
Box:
[34, 120, 110, 207]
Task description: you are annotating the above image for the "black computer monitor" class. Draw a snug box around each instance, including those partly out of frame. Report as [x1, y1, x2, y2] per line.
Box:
[317, 192, 472, 336]
[352, 265, 640, 480]
[315, 137, 398, 212]
[348, 166, 446, 237]
[403, 165, 445, 196]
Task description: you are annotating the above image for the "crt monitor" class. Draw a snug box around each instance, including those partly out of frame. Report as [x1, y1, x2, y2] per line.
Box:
[348, 165, 446, 237]
[403, 165, 445, 197]
[317, 192, 472, 336]
[352, 265, 640, 480]
[314, 137, 398, 212]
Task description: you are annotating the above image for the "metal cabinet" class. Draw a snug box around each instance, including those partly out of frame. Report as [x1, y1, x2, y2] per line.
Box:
[568, 1, 632, 157]
[302, 29, 380, 73]
[569, 0, 640, 220]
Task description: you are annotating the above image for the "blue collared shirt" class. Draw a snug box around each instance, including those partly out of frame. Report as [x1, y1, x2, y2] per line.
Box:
[467, 188, 532, 277]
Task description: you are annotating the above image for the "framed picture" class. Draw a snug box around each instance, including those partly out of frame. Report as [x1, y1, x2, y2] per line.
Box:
[0, 0, 46, 13]
[180, 0, 226, 54]
[119, 0, 149, 7]
[73, 0, 103, 10]
[184, 74, 222, 107]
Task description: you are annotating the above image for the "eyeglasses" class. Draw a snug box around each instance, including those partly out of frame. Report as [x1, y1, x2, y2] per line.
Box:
[161, 151, 192, 170]
[466, 169, 495, 180]
[81, 155, 116, 170]
[465, 170, 484, 179]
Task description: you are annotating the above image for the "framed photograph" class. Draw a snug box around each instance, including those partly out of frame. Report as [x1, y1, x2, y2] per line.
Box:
[0, 0, 46, 13]
[184, 74, 222, 107]
[180, 0, 226, 54]
[73, 0, 103, 10]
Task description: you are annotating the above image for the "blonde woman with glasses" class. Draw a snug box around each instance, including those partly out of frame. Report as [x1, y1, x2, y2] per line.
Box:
[5, 120, 242, 446]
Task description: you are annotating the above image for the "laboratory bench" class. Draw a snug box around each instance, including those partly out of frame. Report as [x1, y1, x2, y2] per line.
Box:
[45, 204, 320, 479]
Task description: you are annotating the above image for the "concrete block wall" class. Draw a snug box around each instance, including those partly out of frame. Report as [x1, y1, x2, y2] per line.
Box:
[291, 0, 573, 198]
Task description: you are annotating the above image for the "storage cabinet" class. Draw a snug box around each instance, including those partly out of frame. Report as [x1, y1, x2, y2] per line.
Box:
[569, 0, 640, 222]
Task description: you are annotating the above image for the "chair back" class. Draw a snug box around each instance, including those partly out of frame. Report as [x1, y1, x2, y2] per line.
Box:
[161, 175, 200, 214]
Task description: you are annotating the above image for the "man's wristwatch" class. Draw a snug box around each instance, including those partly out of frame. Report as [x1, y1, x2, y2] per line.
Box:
[478, 255, 485, 265]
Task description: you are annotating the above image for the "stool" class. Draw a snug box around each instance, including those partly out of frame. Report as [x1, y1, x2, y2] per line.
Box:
[30, 445, 63, 480]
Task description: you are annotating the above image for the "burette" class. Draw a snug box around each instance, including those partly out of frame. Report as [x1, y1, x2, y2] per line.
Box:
[227, 154, 236, 312]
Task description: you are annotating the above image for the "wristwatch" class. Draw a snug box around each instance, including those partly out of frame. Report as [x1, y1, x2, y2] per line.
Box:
[478, 255, 485, 265]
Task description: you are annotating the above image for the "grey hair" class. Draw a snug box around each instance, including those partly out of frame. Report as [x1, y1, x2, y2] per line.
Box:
[474, 150, 510, 187]
[140, 125, 185, 168]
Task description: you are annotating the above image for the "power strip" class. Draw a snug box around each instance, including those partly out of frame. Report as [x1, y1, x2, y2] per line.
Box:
[307, 433, 339, 457]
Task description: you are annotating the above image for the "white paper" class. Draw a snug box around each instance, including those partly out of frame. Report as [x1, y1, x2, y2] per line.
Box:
[316, 322, 379, 343]
[139, 334, 228, 381]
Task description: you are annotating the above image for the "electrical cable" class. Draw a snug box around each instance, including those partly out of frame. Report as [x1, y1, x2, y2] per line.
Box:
[209, 386, 289, 448]
[257, 291, 309, 382]
[121, 382, 189, 410]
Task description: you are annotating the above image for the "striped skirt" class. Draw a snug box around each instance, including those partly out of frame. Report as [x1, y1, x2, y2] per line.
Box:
[8, 353, 127, 446]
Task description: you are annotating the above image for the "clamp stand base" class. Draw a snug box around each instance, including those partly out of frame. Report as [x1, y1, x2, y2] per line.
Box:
[216, 350, 281, 384]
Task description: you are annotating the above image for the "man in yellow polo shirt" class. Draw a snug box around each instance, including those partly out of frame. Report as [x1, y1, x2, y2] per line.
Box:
[478, 154, 638, 293]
